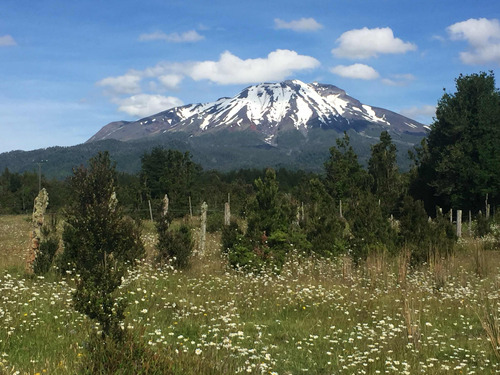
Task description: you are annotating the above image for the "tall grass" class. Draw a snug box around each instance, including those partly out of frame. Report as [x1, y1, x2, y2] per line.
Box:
[1, 215, 500, 374]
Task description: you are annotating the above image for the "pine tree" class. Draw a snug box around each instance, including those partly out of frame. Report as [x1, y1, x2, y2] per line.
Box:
[61, 152, 144, 341]
[368, 131, 402, 216]
[413, 71, 500, 212]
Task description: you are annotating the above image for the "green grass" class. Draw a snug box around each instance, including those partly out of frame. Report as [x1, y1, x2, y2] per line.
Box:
[1, 215, 500, 374]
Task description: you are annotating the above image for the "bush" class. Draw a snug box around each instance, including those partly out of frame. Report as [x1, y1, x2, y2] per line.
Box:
[80, 332, 173, 375]
[476, 213, 491, 237]
[398, 196, 456, 264]
[207, 210, 224, 233]
[33, 233, 59, 275]
[221, 220, 243, 254]
[33, 215, 60, 275]
[156, 214, 194, 269]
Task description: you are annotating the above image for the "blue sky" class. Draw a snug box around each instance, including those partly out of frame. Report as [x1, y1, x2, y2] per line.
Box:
[0, 0, 499, 153]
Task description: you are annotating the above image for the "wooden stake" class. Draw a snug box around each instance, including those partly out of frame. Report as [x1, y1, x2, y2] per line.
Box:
[224, 202, 230, 226]
[456, 209, 462, 238]
[148, 200, 153, 222]
[200, 202, 207, 254]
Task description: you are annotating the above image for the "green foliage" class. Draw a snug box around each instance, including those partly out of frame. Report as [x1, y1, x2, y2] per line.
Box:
[246, 168, 289, 237]
[155, 214, 194, 269]
[226, 168, 311, 271]
[299, 178, 347, 257]
[221, 220, 244, 254]
[324, 132, 371, 202]
[207, 210, 224, 233]
[140, 147, 201, 216]
[345, 193, 396, 262]
[61, 151, 144, 341]
[79, 332, 173, 374]
[398, 196, 456, 264]
[413, 71, 500, 212]
[33, 216, 59, 275]
[368, 131, 402, 216]
[475, 213, 491, 237]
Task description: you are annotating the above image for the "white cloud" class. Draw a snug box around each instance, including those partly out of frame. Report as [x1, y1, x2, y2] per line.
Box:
[399, 105, 436, 122]
[115, 94, 183, 117]
[0, 35, 16, 47]
[274, 17, 323, 32]
[189, 49, 320, 84]
[97, 49, 320, 116]
[330, 63, 379, 80]
[381, 73, 415, 86]
[158, 74, 183, 89]
[447, 18, 500, 65]
[97, 73, 142, 95]
[332, 27, 417, 59]
[139, 30, 204, 43]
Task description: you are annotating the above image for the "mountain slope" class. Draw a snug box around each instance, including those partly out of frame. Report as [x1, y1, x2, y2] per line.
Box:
[0, 80, 427, 178]
[88, 80, 426, 144]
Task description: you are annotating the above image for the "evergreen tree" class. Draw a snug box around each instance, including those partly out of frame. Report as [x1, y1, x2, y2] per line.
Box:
[247, 168, 288, 237]
[413, 71, 500, 212]
[61, 152, 144, 341]
[368, 131, 402, 216]
[324, 132, 370, 202]
[300, 178, 347, 257]
[140, 147, 201, 213]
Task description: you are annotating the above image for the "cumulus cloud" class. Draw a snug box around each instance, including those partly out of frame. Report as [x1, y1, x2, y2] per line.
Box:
[332, 27, 417, 59]
[330, 63, 379, 80]
[115, 94, 184, 117]
[0, 35, 16, 47]
[399, 105, 436, 122]
[158, 74, 184, 89]
[274, 17, 323, 32]
[189, 49, 320, 84]
[447, 18, 500, 65]
[139, 30, 204, 43]
[97, 73, 142, 95]
[97, 49, 320, 117]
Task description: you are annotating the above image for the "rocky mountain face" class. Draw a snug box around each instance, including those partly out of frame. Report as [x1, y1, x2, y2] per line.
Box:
[87, 80, 426, 145]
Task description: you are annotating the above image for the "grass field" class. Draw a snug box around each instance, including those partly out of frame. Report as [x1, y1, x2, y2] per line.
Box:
[1, 215, 500, 374]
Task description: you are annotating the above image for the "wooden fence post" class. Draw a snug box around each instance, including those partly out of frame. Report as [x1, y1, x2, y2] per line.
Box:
[148, 200, 154, 222]
[456, 209, 462, 238]
[224, 202, 230, 226]
[162, 194, 169, 217]
[200, 201, 207, 254]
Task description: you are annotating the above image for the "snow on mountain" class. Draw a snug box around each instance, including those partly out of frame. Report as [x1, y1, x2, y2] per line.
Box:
[87, 80, 425, 144]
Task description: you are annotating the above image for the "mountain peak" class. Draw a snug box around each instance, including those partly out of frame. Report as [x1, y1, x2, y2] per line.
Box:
[87, 80, 426, 144]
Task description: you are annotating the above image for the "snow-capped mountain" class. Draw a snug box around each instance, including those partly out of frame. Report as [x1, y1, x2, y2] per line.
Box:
[87, 80, 426, 145]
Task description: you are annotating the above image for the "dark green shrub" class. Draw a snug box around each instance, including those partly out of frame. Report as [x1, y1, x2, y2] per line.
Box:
[221, 220, 243, 254]
[207, 210, 224, 233]
[346, 192, 396, 263]
[33, 232, 59, 275]
[476, 213, 491, 237]
[156, 214, 194, 269]
[33, 215, 60, 275]
[398, 196, 456, 264]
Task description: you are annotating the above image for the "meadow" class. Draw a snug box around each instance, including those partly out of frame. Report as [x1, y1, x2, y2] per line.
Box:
[1, 215, 500, 374]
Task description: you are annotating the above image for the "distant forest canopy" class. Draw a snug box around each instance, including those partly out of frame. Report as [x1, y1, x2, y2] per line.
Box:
[0, 71, 498, 219]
